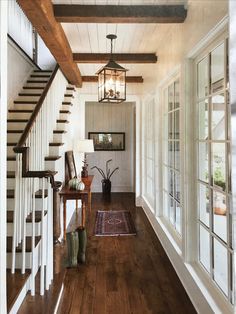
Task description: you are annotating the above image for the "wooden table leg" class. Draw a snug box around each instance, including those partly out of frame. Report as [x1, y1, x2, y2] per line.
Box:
[88, 191, 92, 212]
[81, 198, 86, 228]
[63, 198, 67, 241]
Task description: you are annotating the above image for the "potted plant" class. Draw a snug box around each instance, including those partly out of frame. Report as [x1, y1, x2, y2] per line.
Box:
[91, 159, 119, 194]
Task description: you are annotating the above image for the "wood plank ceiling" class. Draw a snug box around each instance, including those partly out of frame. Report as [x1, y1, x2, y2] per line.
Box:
[19, 0, 187, 86]
[51, 0, 187, 84]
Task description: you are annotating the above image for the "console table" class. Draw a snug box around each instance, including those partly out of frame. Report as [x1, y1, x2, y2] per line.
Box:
[59, 175, 94, 240]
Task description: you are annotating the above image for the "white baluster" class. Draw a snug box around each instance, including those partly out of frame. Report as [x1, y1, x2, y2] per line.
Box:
[40, 178, 45, 295]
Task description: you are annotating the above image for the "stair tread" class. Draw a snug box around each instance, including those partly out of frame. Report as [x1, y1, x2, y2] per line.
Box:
[18, 93, 41, 96]
[53, 130, 67, 134]
[45, 156, 61, 161]
[7, 143, 17, 146]
[7, 171, 15, 178]
[57, 120, 69, 123]
[7, 269, 31, 312]
[9, 109, 33, 113]
[7, 130, 23, 133]
[7, 156, 16, 161]
[49, 142, 64, 146]
[14, 100, 37, 104]
[7, 189, 48, 199]
[8, 119, 28, 122]
[62, 102, 73, 105]
[60, 110, 71, 114]
[66, 87, 75, 91]
[23, 87, 44, 90]
[34, 70, 52, 73]
[7, 236, 41, 253]
[30, 74, 50, 78]
[7, 210, 47, 223]
[64, 94, 74, 97]
[27, 80, 48, 83]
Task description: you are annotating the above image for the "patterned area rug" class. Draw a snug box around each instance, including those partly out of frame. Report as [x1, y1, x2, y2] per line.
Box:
[94, 210, 137, 236]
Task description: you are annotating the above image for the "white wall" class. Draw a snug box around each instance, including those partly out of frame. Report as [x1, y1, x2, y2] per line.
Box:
[8, 39, 35, 108]
[0, 1, 8, 312]
[85, 101, 135, 192]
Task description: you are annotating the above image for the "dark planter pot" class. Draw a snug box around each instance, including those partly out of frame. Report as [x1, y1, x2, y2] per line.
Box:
[102, 179, 111, 194]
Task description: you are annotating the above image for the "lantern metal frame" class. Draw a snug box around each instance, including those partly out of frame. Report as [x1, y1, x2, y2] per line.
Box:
[96, 34, 127, 103]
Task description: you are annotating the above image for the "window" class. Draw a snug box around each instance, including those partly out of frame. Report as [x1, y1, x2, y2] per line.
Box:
[196, 39, 233, 302]
[163, 79, 182, 235]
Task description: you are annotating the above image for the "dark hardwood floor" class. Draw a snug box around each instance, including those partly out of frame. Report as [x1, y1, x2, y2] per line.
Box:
[58, 193, 196, 314]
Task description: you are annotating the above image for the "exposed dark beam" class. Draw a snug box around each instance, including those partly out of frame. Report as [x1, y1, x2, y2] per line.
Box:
[73, 53, 157, 64]
[17, 0, 82, 87]
[82, 76, 144, 83]
[54, 5, 187, 23]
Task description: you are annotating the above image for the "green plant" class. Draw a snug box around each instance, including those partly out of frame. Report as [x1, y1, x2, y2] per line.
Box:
[213, 167, 225, 190]
[91, 159, 119, 181]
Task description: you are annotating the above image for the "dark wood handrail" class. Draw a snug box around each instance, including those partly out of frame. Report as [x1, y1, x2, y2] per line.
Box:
[14, 64, 59, 151]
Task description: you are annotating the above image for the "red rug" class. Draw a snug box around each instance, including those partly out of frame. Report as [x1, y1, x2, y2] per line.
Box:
[94, 210, 137, 236]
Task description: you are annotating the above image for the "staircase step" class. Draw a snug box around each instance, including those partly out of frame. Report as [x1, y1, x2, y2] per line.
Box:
[23, 86, 44, 90]
[7, 269, 31, 313]
[49, 142, 64, 146]
[45, 156, 61, 161]
[27, 80, 48, 84]
[62, 102, 73, 106]
[53, 130, 67, 134]
[66, 87, 76, 91]
[60, 110, 71, 114]
[14, 100, 37, 104]
[7, 171, 15, 178]
[30, 74, 50, 78]
[7, 236, 41, 253]
[57, 119, 69, 123]
[7, 210, 47, 223]
[7, 189, 48, 199]
[8, 109, 33, 120]
[33, 70, 52, 73]
[64, 93, 74, 98]
[9, 109, 33, 113]
[18, 93, 41, 97]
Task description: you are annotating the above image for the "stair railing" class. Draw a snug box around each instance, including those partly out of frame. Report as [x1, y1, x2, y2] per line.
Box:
[12, 64, 67, 295]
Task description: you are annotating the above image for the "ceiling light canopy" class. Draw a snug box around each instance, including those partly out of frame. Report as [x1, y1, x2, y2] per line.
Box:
[96, 34, 128, 103]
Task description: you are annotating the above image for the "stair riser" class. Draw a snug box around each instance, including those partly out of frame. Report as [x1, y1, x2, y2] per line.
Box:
[21, 88, 44, 94]
[7, 160, 16, 171]
[45, 158, 64, 172]
[59, 113, 70, 120]
[61, 104, 72, 110]
[7, 146, 15, 156]
[7, 197, 48, 211]
[64, 96, 74, 102]
[13, 103, 36, 110]
[16, 96, 40, 102]
[28, 77, 49, 82]
[53, 133, 65, 142]
[7, 133, 21, 142]
[56, 123, 67, 131]
[8, 122, 27, 130]
[7, 178, 15, 189]
[24, 82, 47, 88]
[7, 219, 43, 237]
[8, 112, 32, 119]
[49, 145, 64, 156]
[7, 242, 40, 269]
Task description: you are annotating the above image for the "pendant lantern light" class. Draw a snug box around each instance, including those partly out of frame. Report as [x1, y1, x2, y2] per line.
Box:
[96, 34, 127, 103]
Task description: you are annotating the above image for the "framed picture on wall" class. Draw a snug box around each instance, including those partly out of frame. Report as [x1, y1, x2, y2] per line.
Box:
[88, 132, 125, 151]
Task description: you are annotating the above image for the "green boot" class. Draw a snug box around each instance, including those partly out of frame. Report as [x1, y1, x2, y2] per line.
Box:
[77, 227, 87, 264]
[66, 230, 79, 267]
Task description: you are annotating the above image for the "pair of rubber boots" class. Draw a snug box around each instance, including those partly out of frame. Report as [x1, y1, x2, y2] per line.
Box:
[66, 227, 87, 267]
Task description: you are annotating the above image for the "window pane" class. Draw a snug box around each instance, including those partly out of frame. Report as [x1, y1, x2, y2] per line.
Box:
[198, 183, 210, 227]
[163, 166, 168, 191]
[168, 113, 173, 140]
[176, 201, 181, 234]
[214, 238, 228, 296]
[211, 43, 225, 93]
[199, 225, 210, 272]
[175, 142, 180, 171]
[175, 173, 180, 202]
[163, 192, 169, 218]
[212, 143, 226, 191]
[168, 83, 174, 111]
[170, 197, 175, 225]
[212, 94, 225, 140]
[198, 100, 208, 140]
[198, 142, 209, 183]
[168, 142, 174, 167]
[169, 170, 174, 196]
[213, 190, 227, 242]
[198, 57, 208, 99]
[174, 80, 180, 109]
[174, 110, 180, 140]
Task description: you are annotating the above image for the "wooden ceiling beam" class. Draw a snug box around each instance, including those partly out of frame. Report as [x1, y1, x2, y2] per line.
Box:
[17, 0, 82, 87]
[73, 53, 157, 64]
[53, 4, 187, 23]
[82, 76, 143, 83]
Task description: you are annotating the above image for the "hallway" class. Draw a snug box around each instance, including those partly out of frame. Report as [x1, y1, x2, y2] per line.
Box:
[58, 193, 196, 314]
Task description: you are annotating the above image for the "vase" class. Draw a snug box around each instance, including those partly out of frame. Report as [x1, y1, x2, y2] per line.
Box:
[102, 179, 111, 194]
